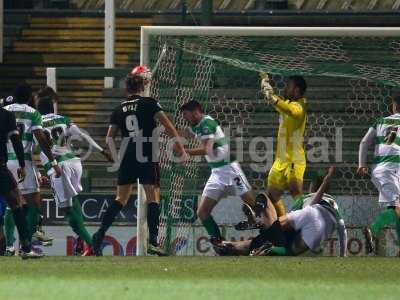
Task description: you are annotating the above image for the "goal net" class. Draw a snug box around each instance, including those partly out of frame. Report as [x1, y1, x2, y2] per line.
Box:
[141, 27, 400, 256]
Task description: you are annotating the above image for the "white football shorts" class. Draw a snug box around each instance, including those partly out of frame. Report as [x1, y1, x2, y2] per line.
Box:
[371, 166, 400, 207]
[287, 205, 336, 253]
[202, 161, 251, 201]
[7, 160, 40, 195]
[51, 159, 83, 208]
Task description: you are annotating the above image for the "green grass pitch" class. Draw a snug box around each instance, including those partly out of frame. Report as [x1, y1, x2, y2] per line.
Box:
[0, 257, 399, 300]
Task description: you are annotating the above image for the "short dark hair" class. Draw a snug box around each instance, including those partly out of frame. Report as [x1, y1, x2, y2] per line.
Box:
[126, 74, 145, 94]
[179, 100, 204, 113]
[37, 96, 54, 115]
[14, 83, 32, 104]
[38, 86, 58, 101]
[392, 93, 400, 106]
[288, 76, 307, 96]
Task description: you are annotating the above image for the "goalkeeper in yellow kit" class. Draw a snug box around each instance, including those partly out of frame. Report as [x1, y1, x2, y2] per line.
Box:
[261, 74, 307, 217]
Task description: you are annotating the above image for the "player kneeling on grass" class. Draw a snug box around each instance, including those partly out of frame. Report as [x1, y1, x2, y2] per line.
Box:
[215, 167, 347, 257]
[358, 93, 400, 254]
[36, 97, 112, 256]
[92, 66, 187, 256]
[179, 100, 262, 250]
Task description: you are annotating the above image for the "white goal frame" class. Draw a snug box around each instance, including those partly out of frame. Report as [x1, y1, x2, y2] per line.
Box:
[138, 25, 400, 256]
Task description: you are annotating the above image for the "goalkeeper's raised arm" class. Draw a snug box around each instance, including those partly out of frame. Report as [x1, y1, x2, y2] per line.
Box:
[261, 73, 306, 119]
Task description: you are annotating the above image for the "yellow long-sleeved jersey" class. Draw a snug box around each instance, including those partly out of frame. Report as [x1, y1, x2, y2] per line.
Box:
[272, 96, 307, 164]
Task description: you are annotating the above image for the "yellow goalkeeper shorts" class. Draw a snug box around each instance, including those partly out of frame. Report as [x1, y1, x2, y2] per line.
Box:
[266, 160, 306, 190]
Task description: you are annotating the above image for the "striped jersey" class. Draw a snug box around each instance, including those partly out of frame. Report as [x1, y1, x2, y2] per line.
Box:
[291, 192, 344, 221]
[189, 115, 232, 169]
[372, 114, 400, 166]
[39, 113, 77, 174]
[5, 103, 42, 161]
[291, 192, 347, 256]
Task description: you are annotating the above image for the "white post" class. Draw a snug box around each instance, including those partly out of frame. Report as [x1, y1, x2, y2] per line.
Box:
[135, 27, 151, 256]
[136, 179, 148, 256]
[104, 0, 115, 88]
[46, 67, 58, 113]
[0, 0, 4, 63]
[46, 67, 57, 91]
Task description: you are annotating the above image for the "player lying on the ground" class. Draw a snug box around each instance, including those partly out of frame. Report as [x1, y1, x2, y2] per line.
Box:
[260, 73, 308, 218]
[358, 93, 400, 254]
[215, 167, 347, 257]
[3, 84, 61, 256]
[92, 66, 187, 256]
[35, 96, 111, 256]
[0, 104, 43, 258]
[179, 100, 262, 246]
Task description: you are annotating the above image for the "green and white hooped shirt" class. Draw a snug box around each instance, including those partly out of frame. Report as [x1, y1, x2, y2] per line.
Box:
[291, 192, 344, 221]
[39, 113, 78, 174]
[372, 114, 400, 166]
[5, 103, 42, 161]
[190, 115, 232, 169]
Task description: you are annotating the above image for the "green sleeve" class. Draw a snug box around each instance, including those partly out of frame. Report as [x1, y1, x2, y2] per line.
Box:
[291, 196, 304, 211]
[200, 118, 218, 138]
[64, 116, 72, 126]
[372, 117, 383, 130]
[32, 111, 43, 127]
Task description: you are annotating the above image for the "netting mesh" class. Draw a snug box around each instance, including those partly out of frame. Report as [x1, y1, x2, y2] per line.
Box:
[148, 32, 400, 255]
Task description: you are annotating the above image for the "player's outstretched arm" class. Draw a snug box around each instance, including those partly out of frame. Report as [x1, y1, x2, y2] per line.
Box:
[155, 111, 187, 159]
[260, 73, 280, 104]
[33, 129, 61, 177]
[69, 124, 112, 162]
[260, 73, 303, 119]
[177, 128, 194, 140]
[357, 127, 376, 176]
[185, 139, 213, 157]
[310, 167, 335, 205]
[105, 125, 119, 164]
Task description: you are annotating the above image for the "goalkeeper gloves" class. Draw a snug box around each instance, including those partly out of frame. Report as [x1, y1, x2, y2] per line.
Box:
[260, 73, 278, 105]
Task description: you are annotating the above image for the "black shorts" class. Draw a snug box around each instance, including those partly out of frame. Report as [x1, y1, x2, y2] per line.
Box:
[0, 165, 17, 196]
[118, 156, 160, 186]
[249, 221, 296, 252]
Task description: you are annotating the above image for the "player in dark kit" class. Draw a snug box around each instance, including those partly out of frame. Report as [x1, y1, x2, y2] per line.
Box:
[0, 106, 43, 258]
[92, 66, 187, 256]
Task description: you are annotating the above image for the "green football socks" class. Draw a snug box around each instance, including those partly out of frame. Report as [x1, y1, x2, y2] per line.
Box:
[371, 208, 398, 236]
[202, 215, 222, 240]
[64, 198, 92, 246]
